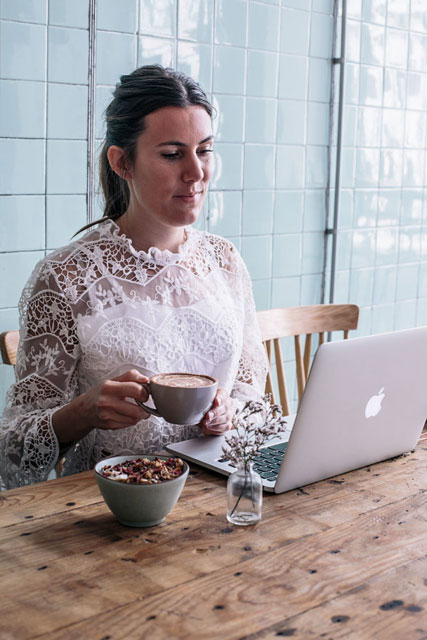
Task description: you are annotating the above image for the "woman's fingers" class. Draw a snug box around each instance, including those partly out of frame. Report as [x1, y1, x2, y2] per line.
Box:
[200, 388, 234, 435]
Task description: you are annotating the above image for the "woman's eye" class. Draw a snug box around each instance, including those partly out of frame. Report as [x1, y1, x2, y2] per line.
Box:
[198, 149, 214, 156]
[162, 152, 181, 160]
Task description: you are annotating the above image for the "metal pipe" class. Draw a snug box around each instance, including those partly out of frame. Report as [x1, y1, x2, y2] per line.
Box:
[87, 0, 97, 224]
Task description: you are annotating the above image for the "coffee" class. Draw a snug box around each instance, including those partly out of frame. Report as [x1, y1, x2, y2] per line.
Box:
[152, 373, 215, 388]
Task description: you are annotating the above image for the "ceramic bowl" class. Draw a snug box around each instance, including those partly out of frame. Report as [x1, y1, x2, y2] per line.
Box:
[94, 454, 189, 527]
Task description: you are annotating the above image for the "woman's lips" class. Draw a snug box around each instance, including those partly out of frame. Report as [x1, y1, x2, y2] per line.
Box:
[174, 192, 202, 203]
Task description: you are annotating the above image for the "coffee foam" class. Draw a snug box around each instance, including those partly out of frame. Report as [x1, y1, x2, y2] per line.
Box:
[153, 373, 214, 388]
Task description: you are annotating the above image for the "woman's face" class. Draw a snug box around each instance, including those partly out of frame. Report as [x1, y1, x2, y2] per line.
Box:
[123, 105, 214, 230]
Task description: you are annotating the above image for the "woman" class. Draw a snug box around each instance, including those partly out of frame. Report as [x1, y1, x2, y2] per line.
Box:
[0, 65, 267, 489]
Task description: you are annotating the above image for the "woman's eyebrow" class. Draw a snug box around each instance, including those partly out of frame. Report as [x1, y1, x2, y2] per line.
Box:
[157, 135, 214, 147]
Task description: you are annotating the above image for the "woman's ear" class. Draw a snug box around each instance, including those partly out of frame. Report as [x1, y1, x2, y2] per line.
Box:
[107, 146, 132, 180]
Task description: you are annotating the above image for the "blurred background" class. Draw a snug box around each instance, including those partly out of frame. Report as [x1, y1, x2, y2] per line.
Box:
[0, 0, 426, 411]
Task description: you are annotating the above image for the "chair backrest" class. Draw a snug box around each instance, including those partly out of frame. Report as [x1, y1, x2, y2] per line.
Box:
[257, 304, 359, 416]
[0, 330, 19, 366]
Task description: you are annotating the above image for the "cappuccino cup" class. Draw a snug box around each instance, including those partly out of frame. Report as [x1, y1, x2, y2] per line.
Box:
[136, 373, 218, 425]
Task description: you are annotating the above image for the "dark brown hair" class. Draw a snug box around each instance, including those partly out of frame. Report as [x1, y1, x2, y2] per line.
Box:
[77, 65, 213, 234]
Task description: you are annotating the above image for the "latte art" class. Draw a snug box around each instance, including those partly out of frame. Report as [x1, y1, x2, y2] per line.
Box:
[153, 373, 214, 388]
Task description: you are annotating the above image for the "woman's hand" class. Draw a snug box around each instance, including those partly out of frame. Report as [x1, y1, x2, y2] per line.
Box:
[52, 370, 150, 444]
[199, 388, 235, 436]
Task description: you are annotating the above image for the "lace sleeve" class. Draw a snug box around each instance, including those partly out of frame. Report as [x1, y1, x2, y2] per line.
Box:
[0, 259, 80, 490]
[227, 246, 268, 406]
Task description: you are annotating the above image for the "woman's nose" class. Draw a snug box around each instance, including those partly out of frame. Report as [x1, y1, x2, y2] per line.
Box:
[182, 154, 204, 182]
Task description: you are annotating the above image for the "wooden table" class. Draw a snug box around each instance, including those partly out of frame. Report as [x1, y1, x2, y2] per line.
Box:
[1, 440, 427, 640]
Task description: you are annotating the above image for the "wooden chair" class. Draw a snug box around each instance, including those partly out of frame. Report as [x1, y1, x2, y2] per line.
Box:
[0, 330, 19, 365]
[257, 304, 359, 416]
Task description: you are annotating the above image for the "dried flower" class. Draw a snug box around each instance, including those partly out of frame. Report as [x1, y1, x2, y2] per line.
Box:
[222, 395, 288, 467]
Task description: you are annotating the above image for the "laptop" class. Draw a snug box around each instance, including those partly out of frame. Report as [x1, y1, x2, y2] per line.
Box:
[166, 327, 427, 493]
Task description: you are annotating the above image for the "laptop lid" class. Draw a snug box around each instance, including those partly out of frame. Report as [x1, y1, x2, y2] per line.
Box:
[167, 327, 427, 493]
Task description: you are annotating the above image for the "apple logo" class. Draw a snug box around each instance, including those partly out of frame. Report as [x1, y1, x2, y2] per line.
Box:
[365, 387, 385, 418]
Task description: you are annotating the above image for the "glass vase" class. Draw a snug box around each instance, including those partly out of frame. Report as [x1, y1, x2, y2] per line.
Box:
[226, 461, 263, 525]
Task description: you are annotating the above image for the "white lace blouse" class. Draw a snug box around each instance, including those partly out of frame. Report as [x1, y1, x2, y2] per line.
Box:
[0, 221, 267, 489]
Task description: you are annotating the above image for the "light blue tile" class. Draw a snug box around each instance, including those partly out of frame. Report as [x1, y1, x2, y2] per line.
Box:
[215, 0, 247, 47]
[0, 366, 16, 413]
[95, 85, 114, 139]
[241, 235, 272, 280]
[308, 58, 330, 102]
[307, 102, 329, 146]
[96, 31, 135, 85]
[381, 108, 404, 147]
[309, 12, 333, 58]
[360, 23, 385, 66]
[0, 80, 45, 138]
[0, 251, 44, 308]
[278, 54, 308, 100]
[46, 195, 87, 248]
[359, 65, 383, 106]
[344, 63, 360, 105]
[405, 111, 426, 148]
[213, 45, 245, 94]
[1, 0, 46, 22]
[277, 100, 306, 145]
[245, 98, 276, 144]
[140, 0, 176, 36]
[408, 34, 427, 73]
[354, 190, 378, 227]
[97, 0, 137, 32]
[338, 190, 354, 228]
[49, 0, 89, 28]
[340, 148, 356, 188]
[244, 144, 275, 190]
[398, 227, 421, 263]
[47, 140, 87, 194]
[248, 2, 279, 51]
[281, 0, 309, 8]
[0, 196, 45, 251]
[271, 276, 300, 308]
[177, 42, 212, 92]
[242, 191, 274, 235]
[252, 279, 271, 311]
[417, 299, 427, 327]
[280, 8, 309, 55]
[212, 94, 244, 143]
[138, 36, 175, 68]
[385, 28, 408, 69]
[383, 69, 406, 108]
[208, 191, 241, 237]
[48, 26, 89, 84]
[304, 190, 325, 232]
[357, 106, 381, 147]
[418, 262, 427, 296]
[273, 191, 304, 233]
[375, 228, 398, 265]
[394, 300, 417, 330]
[302, 232, 323, 275]
[305, 146, 327, 188]
[362, 0, 386, 24]
[351, 229, 376, 268]
[272, 234, 302, 277]
[372, 265, 397, 304]
[276, 145, 305, 189]
[355, 149, 380, 187]
[379, 150, 403, 187]
[349, 268, 374, 307]
[377, 189, 400, 226]
[0, 308, 19, 334]
[371, 304, 395, 333]
[387, 0, 409, 29]
[348, 0, 362, 19]
[301, 274, 322, 305]
[396, 264, 419, 301]
[333, 269, 350, 302]
[178, 0, 212, 43]
[48, 84, 88, 139]
[0, 139, 45, 194]
[342, 106, 357, 147]
[400, 190, 423, 225]
[247, 50, 278, 97]
[210, 143, 243, 190]
[346, 19, 361, 63]
[406, 72, 427, 110]
[0, 21, 46, 81]
[402, 150, 425, 187]
[336, 230, 353, 270]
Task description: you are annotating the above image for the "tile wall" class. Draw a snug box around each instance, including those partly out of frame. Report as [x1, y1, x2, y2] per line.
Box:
[0, 0, 426, 411]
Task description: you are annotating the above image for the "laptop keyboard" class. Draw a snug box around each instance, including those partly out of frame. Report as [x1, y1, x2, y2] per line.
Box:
[253, 442, 288, 481]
